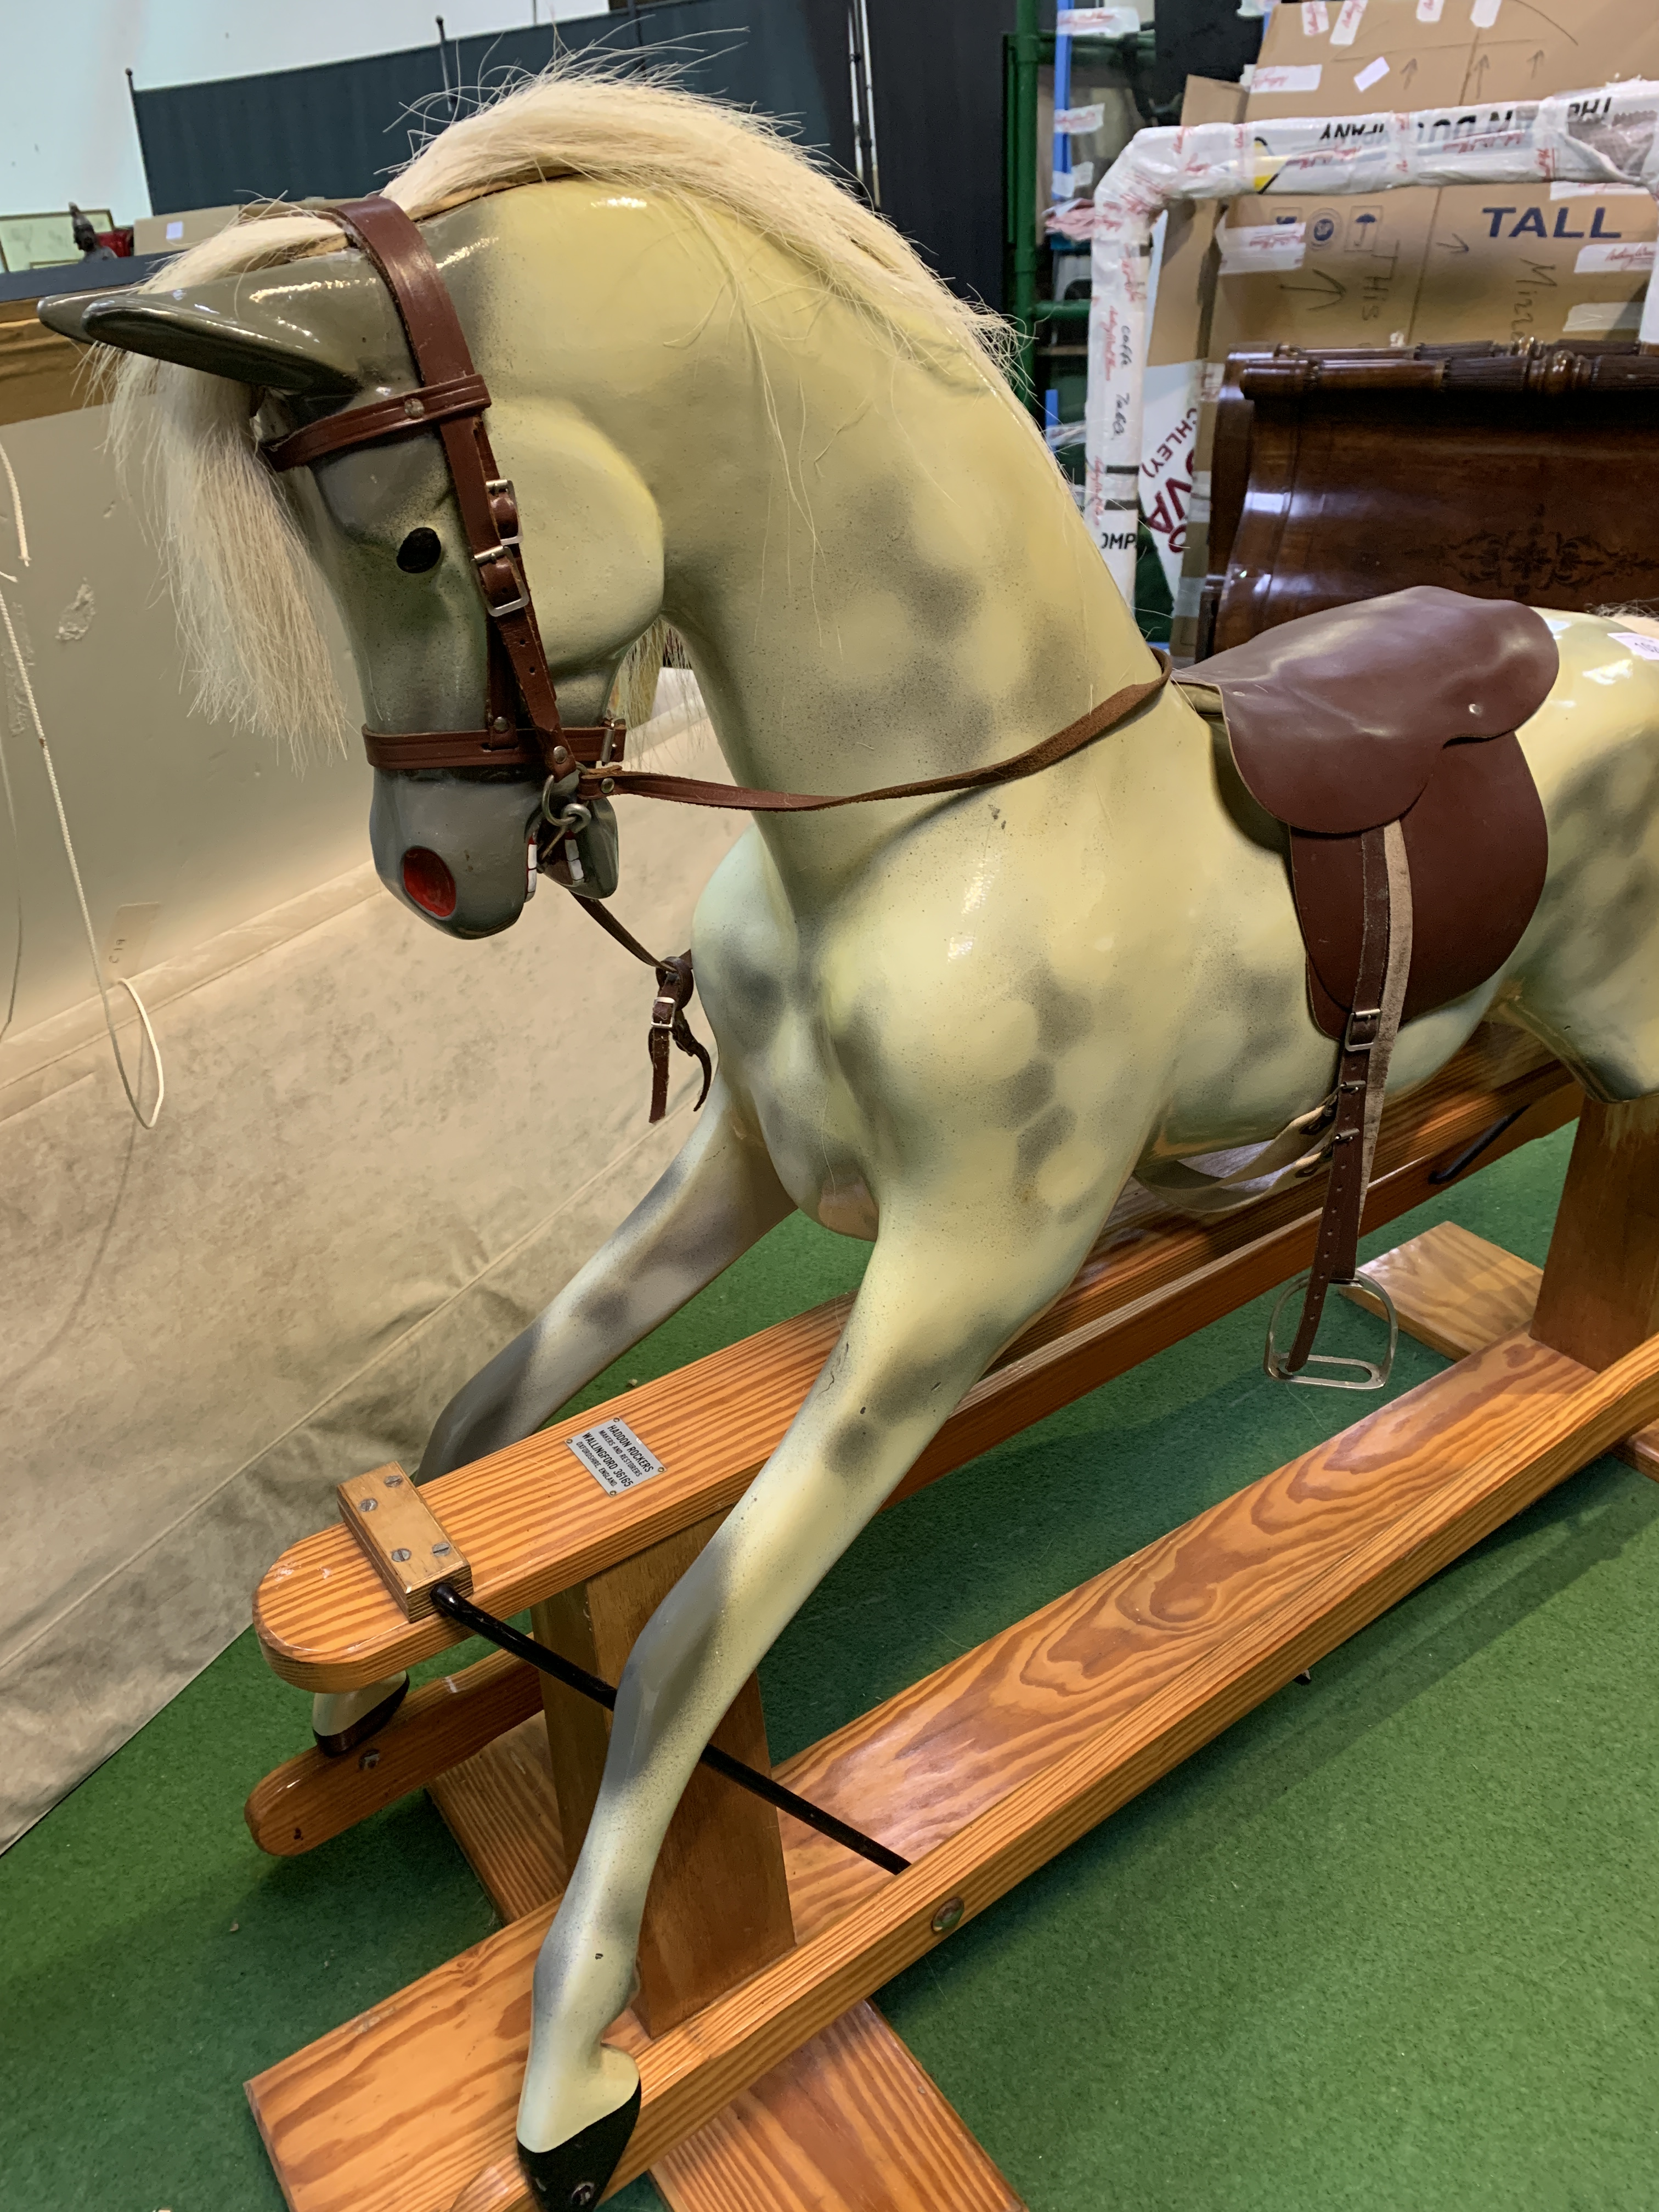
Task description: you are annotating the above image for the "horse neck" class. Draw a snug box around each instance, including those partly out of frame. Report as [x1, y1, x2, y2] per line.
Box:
[573, 239, 1155, 895]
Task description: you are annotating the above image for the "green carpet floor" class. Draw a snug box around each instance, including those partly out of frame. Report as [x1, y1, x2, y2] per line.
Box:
[4, 1122, 1658, 2212]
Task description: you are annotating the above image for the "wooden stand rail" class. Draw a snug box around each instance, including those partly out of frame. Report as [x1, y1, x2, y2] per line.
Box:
[242, 1024, 1650, 2212]
[251, 1025, 1572, 1696]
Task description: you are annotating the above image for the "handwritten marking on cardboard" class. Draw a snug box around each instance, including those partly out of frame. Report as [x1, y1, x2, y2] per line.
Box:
[1353, 56, 1389, 91]
[1417, 0, 1444, 17]
[568, 1418, 667, 1497]
[1302, 2, 1330, 31]
[1330, 0, 1368, 47]
[1254, 63, 1324, 94]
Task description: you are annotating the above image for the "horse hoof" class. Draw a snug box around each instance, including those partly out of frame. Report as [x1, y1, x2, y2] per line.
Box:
[517, 2081, 641, 2210]
[312, 1675, 409, 1756]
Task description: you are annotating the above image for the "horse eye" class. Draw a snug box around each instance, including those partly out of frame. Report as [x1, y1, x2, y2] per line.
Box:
[396, 527, 443, 574]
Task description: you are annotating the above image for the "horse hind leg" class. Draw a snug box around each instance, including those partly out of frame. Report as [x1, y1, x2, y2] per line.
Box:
[512, 1195, 1117, 2203]
[312, 1077, 792, 1751]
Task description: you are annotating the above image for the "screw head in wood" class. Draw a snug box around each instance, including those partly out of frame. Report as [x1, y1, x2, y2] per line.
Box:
[357, 1497, 376, 1513]
[358, 1747, 381, 1770]
[432, 1541, 453, 1556]
[383, 1473, 404, 1487]
[403, 397, 425, 417]
[931, 1896, 965, 1934]
[391, 1548, 411, 1563]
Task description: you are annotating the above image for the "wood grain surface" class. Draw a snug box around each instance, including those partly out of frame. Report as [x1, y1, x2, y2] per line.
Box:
[338, 1463, 473, 1618]
[532, 1517, 795, 2036]
[428, 1718, 567, 1926]
[1533, 1093, 1659, 1369]
[244, 1651, 541, 1857]
[647, 2001, 1023, 2212]
[255, 1026, 1575, 1690]
[1356, 1220, 1659, 1482]
[443, 2003, 1023, 2212]
[249, 1306, 1656, 2210]
[428, 1726, 1019, 2211]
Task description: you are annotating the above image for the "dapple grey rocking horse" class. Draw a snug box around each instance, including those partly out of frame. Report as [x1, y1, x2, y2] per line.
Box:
[45, 69, 1659, 2207]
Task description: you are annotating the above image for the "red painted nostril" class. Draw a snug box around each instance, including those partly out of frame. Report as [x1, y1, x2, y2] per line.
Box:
[402, 847, 457, 918]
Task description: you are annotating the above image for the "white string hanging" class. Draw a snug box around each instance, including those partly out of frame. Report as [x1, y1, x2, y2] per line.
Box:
[0, 440, 165, 1127]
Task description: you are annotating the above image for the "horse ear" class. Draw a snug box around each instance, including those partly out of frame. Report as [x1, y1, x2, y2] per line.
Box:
[37, 256, 398, 397]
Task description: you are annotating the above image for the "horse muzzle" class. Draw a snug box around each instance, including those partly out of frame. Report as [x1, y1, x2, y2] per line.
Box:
[370, 769, 543, 938]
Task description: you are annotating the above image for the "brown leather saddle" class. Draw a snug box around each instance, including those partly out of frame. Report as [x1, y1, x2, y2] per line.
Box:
[1182, 585, 1557, 1384]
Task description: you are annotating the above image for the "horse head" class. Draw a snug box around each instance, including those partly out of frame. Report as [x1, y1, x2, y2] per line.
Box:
[42, 201, 665, 939]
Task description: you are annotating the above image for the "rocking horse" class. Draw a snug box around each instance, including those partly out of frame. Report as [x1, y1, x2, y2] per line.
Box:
[43, 67, 1659, 2210]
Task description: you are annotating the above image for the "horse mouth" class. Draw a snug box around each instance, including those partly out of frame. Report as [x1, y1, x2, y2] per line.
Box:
[401, 846, 458, 918]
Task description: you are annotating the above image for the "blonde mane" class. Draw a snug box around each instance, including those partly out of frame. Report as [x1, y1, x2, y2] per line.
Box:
[107, 63, 1014, 758]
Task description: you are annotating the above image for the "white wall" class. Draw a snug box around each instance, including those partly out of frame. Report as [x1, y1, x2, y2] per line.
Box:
[0, 1, 599, 226]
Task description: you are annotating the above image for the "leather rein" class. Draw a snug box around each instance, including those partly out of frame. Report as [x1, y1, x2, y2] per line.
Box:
[260, 193, 1170, 1121]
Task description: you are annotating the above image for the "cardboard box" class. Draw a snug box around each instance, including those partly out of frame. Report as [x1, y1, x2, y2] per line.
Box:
[1209, 0, 1659, 356]
[1466, 0, 1659, 105]
[1413, 178, 1657, 342]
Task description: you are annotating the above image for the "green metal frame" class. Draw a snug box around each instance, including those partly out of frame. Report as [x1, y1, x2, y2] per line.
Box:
[1003, 2, 1156, 410]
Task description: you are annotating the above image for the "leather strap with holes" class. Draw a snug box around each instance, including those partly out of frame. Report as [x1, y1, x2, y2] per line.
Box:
[1280, 823, 1391, 1374]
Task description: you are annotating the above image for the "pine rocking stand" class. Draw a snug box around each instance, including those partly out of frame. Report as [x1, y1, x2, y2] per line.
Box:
[239, 1028, 1659, 2212]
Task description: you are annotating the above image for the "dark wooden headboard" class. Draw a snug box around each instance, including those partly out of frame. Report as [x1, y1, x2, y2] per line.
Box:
[1200, 340, 1659, 657]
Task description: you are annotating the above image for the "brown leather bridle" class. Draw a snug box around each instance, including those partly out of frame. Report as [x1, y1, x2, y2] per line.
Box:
[262, 193, 622, 784]
[259, 193, 1169, 1120]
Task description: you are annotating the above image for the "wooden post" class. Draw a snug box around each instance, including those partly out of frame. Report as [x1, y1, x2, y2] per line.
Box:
[1531, 1093, 1659, 1369]
[529, 1513, 795, 2036]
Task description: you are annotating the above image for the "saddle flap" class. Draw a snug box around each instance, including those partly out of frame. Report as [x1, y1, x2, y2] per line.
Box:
[1291, 733, 1550, 1039]
[1185, 586, 1559, 835]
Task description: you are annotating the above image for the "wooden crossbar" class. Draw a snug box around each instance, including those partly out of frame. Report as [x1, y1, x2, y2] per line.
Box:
[253, 1024, 1575, 1691]
[246, 1276, 1659, 2211]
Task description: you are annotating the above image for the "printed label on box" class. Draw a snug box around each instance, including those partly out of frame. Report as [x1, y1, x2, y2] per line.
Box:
[1330, 0, 1367, 47]
[1416, 0, 1444, 18]
[1255, 63, 1324, 93]
[1301, 1, 1329, 32]
[567, 1418, 667, 1496]
[1055, 102, 1107, 133]
[1551, 182, 1648, 200]
[1353, 55, 1390, 91]
[1575, 240, 1656, 274]
[1219, 221, 1308, 272]
[1470, 0, 1502, 25]
[1611, 633, 1659, 663]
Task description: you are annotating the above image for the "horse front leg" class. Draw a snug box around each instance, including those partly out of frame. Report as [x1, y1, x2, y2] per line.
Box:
[311, 1076, 793, 1751]
[512, 1196, 1115, 2205]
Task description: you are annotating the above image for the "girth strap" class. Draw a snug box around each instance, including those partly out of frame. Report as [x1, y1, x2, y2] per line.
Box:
[1270, 820, 1413, 1383]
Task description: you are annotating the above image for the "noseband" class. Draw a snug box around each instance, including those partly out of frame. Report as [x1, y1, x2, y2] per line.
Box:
[259, 193, 1169, 1124]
